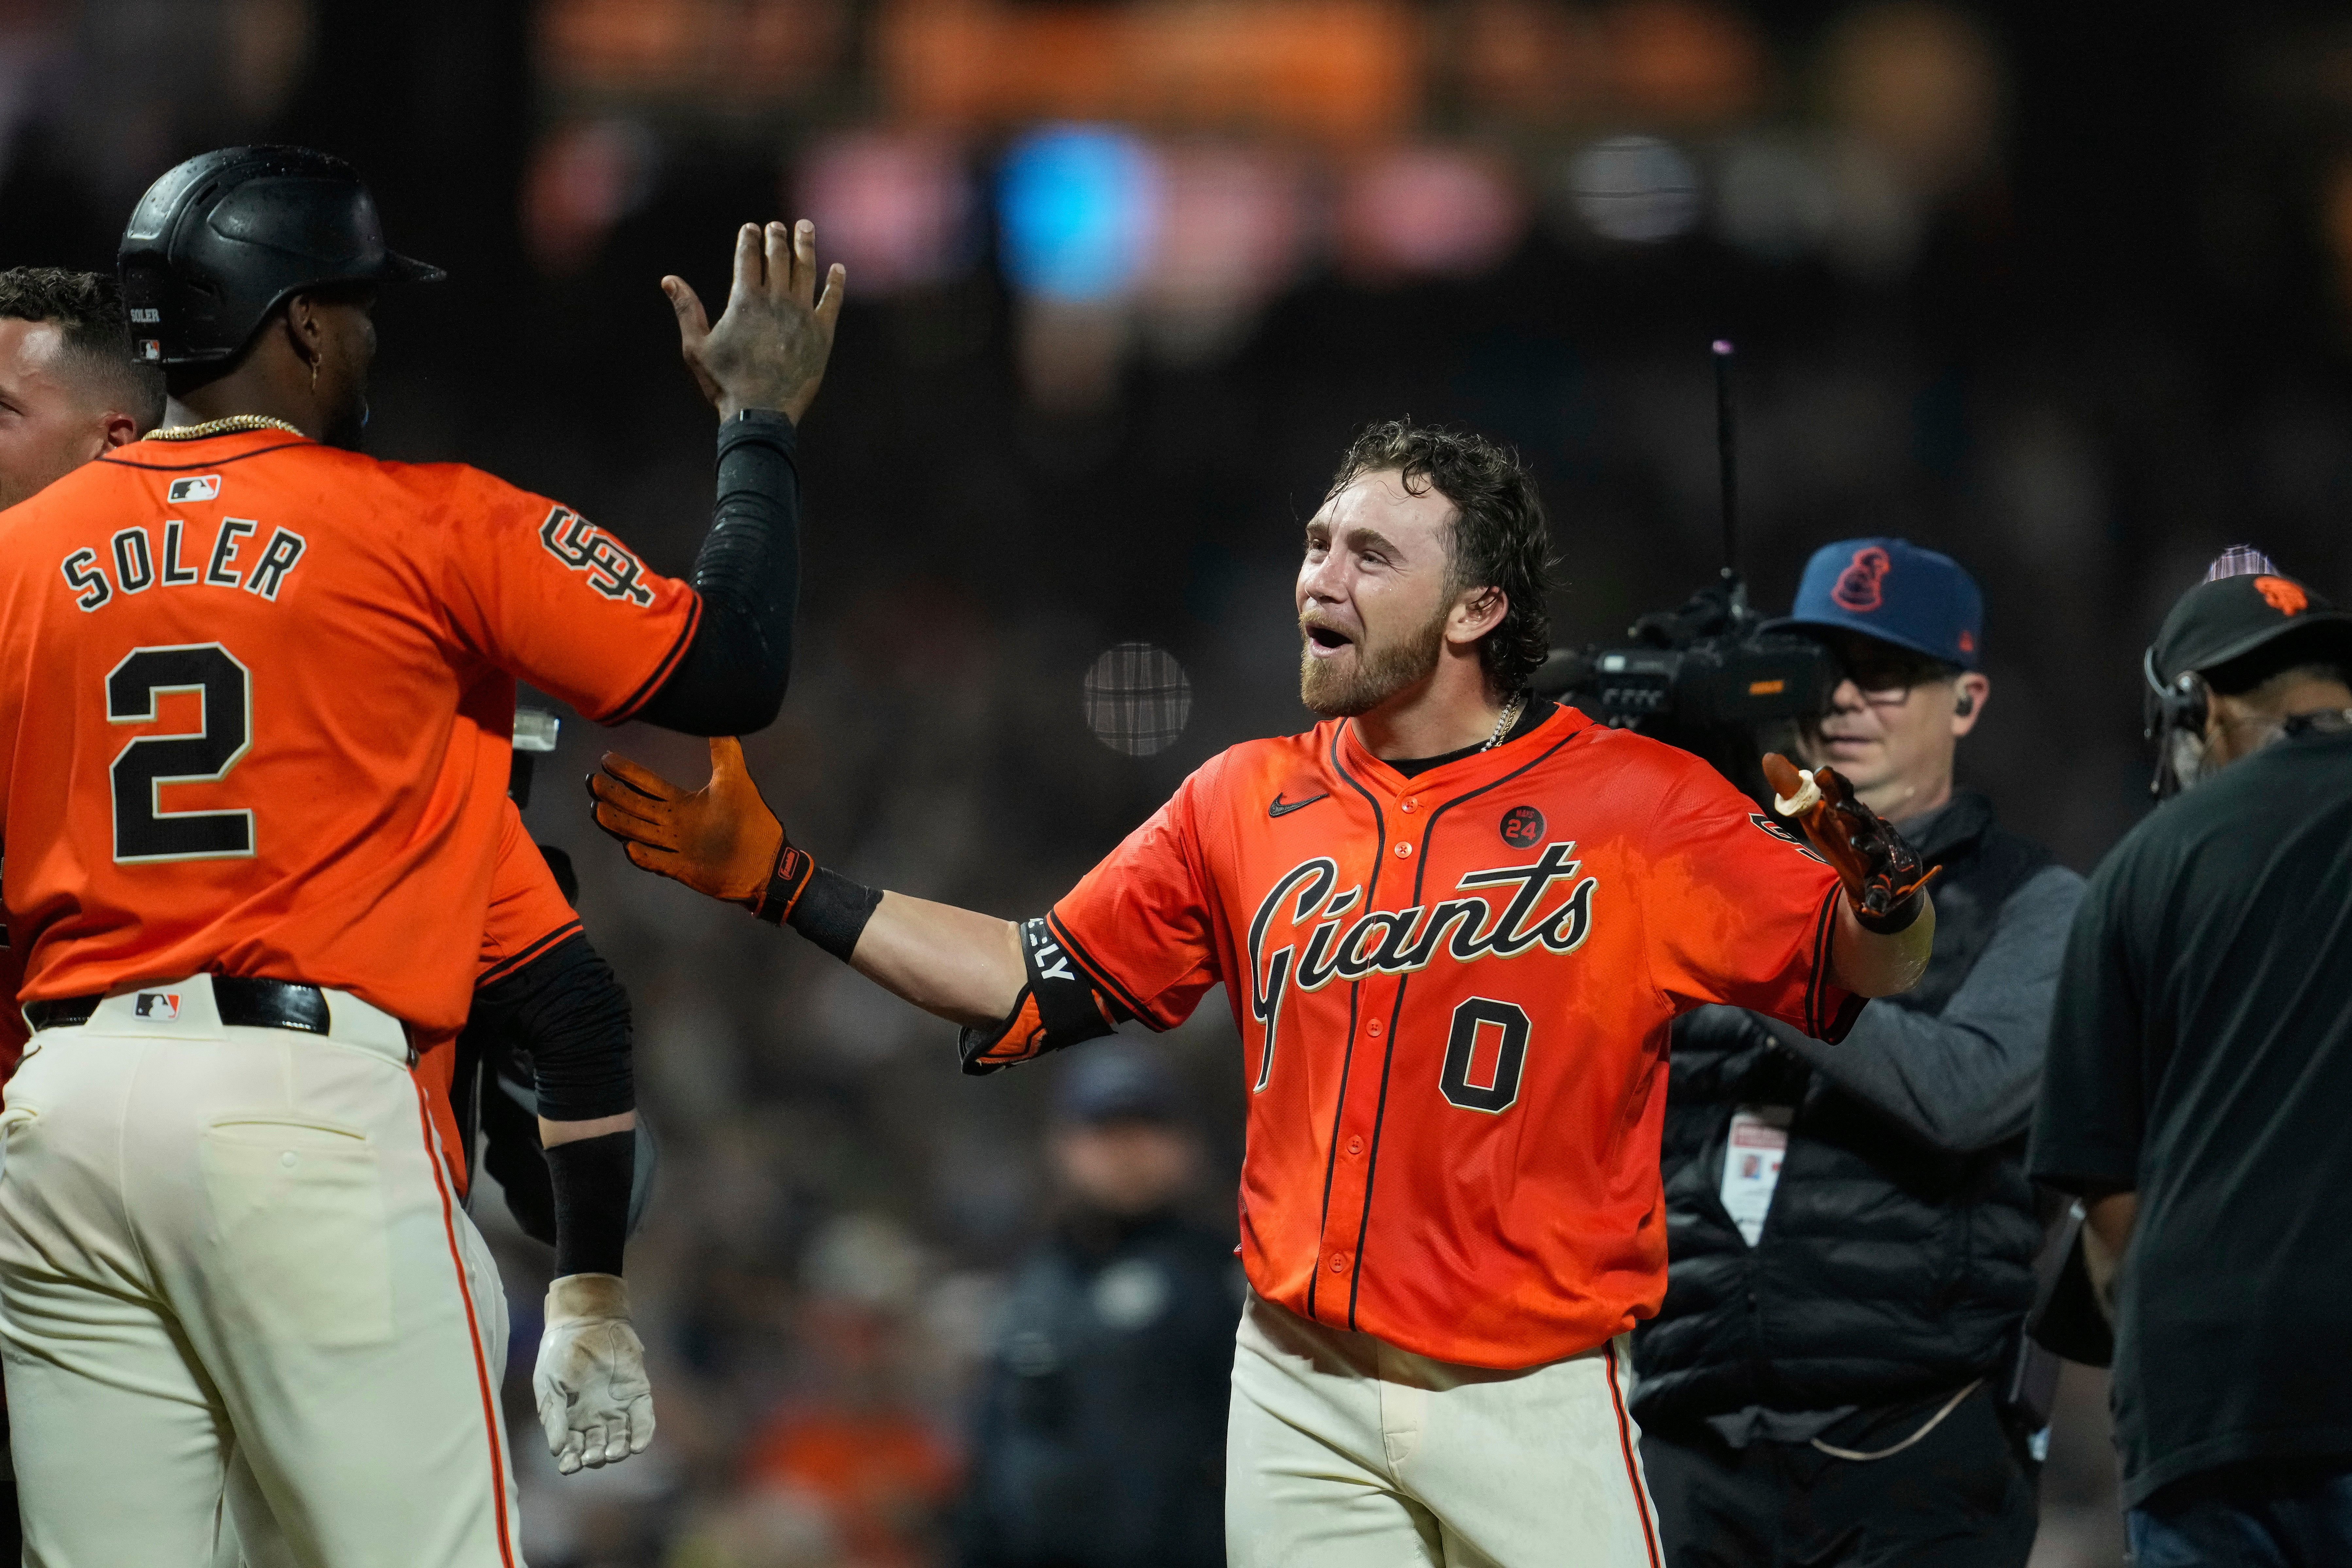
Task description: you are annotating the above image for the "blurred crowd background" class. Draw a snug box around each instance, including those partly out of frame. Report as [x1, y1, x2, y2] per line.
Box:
[9, 0, 2352, 1562]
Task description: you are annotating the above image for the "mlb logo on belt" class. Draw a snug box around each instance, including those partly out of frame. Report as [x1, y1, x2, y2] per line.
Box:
[165, 476, 221, 504]
[134, 992, 181, 1020]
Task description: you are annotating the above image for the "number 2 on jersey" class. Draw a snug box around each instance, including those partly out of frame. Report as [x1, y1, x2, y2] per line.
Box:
[107, 643, 254, 863]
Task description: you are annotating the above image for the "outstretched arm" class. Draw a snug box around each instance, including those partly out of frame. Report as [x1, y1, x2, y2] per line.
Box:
[585, 740, 1024, 1024]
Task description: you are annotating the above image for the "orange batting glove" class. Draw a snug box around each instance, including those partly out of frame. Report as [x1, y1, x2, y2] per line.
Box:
[1760, 752, 1936, 933]
[588, 738, 812, 922]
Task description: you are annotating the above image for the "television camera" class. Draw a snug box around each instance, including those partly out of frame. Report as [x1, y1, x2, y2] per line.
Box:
[1534, 341, 1839, 806]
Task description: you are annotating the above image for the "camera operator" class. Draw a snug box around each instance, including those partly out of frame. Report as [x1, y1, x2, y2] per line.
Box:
[1633, 539, 2083, 1567]
[2029, 558, 2352, 1565]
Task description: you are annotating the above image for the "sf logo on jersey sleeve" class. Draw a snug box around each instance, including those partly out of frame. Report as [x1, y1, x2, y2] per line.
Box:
[1748, 813, 1826, 864]
[539, 507, 655, 605]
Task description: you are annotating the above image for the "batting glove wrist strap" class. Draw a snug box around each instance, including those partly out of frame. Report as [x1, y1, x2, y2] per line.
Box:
[753, 842, 816, 925]
[1852, 886, 1928, 936]
[534, 1273, 656, 1476]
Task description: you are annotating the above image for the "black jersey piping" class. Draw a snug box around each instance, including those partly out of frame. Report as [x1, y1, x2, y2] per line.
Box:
[1044, 910, 1164, 1029]
[1343, 721, 1587, 1329]
[600, 592, 704, 723]
[1308, 721, 1386, 1325]
[97, 440, 311, 471]
[474, 919, 584, 990]
[1802, 883, 1841, 1037]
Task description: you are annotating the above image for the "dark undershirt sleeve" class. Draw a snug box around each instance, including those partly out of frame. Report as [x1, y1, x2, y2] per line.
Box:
[632, 410, 801, 735]
[469, 930, 635, 1123]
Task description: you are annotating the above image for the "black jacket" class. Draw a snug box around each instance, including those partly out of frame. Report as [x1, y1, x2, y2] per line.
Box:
[1632, 793, 2084, 1429]
[957, 1209, 1241, 1568]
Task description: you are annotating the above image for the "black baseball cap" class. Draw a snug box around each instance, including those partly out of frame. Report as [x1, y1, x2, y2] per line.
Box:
[1056, 1046, 1186, 1126]
[2149, 569, 2352, 687]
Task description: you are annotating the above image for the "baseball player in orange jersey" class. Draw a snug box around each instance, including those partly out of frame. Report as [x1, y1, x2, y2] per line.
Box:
[0, 266, 669, 1560]
[589, 421, 1937, 1565]
[0, 148, 841, 1567]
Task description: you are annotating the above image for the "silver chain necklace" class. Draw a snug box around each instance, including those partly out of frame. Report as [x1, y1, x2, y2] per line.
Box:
[1482, 690, 1528, 750]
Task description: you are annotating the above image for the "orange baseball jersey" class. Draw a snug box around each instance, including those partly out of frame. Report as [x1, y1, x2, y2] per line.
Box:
[1046, 704, 1858, 1369]
[3, 801, 582, 1193]
[0, 425, 695, 1036]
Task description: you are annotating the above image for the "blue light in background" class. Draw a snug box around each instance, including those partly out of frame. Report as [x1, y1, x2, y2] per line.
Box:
[997, 126, 1159, 302]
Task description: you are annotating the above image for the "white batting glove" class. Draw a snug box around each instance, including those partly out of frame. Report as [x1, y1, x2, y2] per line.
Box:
[533, 1273, 655, 1474]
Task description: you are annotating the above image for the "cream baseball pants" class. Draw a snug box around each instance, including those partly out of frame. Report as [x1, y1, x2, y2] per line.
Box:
[0, 976, 525, 1567]
[1227, 1290, 1664, 1568]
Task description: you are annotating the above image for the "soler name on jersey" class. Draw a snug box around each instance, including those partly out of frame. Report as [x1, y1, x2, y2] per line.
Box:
[58, 514, 307, 610]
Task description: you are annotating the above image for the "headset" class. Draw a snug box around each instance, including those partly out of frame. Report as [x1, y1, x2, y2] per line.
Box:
[2142, 646, 2210, 800]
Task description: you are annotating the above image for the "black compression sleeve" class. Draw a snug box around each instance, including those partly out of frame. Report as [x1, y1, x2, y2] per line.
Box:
[548, 1131, 633, 1277]
[786, 867, 883, 960]
[632, 409, 801, 735]
[470, 930, 635, 1122]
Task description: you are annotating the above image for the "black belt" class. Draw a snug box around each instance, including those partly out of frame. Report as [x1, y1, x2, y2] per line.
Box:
[24, 978, 331, 1036]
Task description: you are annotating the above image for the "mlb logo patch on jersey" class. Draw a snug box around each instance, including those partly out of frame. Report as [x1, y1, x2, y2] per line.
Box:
[165, 476, 221, 504]
[134, 992, 181, 1020]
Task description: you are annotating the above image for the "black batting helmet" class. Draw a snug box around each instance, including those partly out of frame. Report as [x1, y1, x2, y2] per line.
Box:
[117, 145, 443, 367]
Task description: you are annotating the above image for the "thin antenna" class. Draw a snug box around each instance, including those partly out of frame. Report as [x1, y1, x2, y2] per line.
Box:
[1712, 339, 1737, 579]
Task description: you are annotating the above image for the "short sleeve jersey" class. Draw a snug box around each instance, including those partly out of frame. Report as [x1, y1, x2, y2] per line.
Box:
[2028, 725, 2352, 1505]
[1048, 705, 1855, 1368]
[0, 427, 697, 1035]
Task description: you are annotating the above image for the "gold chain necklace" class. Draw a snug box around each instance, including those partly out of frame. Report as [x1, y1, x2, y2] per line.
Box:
[150, 414, 307, 443]
[1482, 690, 1528, 750]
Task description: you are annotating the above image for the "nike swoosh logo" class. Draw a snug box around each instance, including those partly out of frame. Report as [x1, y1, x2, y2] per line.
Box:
[1268, 792, 1329, 818]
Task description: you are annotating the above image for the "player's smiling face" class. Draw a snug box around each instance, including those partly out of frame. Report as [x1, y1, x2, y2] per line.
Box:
[1296, 469, 1461, 717]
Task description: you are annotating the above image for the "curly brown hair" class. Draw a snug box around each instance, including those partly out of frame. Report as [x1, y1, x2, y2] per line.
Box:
[0, 266, 165, 429]
[1325, 419, 1555, 693]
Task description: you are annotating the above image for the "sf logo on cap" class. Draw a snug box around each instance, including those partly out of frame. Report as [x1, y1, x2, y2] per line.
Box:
[2255, 576, 2308, 617]
[1832, 546, 1892, 612]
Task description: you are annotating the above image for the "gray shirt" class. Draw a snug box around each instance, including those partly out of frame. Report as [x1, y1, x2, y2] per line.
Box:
[1695, 799, 2085, 1446]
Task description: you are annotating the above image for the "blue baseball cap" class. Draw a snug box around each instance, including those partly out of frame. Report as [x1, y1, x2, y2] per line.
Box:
[1768, 537, 1984, 672]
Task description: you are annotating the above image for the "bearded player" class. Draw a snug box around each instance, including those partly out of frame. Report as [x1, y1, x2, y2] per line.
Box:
[589, 421, 1934, 1565]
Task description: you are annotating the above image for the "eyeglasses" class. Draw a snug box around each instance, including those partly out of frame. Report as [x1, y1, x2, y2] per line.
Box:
[1830, 648, 1954, 704]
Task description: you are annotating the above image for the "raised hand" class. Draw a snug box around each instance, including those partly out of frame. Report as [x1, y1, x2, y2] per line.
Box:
[662, 219, 845, 425]
[587, 737, 786, 907]
[1762, 752, 1935, 932]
